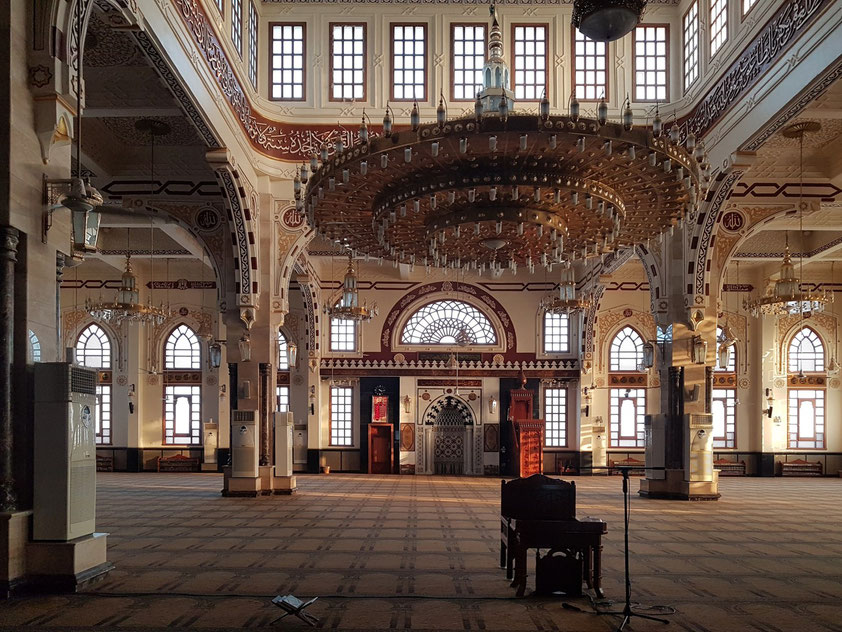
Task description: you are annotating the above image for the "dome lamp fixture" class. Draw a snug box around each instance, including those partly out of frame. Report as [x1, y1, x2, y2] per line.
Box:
[573, 0, 647, 43]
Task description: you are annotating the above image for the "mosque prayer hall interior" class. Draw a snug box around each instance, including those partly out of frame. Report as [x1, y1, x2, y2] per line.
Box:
[2, 0, 842, 630]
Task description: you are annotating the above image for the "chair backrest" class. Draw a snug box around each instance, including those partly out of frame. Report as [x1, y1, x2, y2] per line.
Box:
[501, 474, 576, 520]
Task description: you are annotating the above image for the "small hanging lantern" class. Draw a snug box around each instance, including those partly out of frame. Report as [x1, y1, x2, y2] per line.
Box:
[208, 341, 223, 369]
[238, 333, 252, 362]
[641, 341, 655, 369]
[288, 342, 298, 368]
[402, 394, 411, 414]
[488, 395, 498, 415]
[691, 335, 707, 365]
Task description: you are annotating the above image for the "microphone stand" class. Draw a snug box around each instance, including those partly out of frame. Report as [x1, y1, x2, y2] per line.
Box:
[594, 466, 669, 631]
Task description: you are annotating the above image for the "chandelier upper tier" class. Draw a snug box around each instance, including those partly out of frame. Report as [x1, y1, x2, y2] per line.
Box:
[303, 8, 707, 275]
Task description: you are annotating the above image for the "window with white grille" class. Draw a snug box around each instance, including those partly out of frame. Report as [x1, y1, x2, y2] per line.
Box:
[452, 24, 486, 101]
[76, 324, 112, 369]
[330, 317, 357, 352]
[543, 312, 570, 353]
[544, 387, 567, 448]
[609, 327, 644, 372]
[164, 385, 201, 445]
[165, 324, 201, 370]
[248, 1, 258, 89]
[743, 0, 758, 16]
[330, 386, 353, 446]
[391, 24, 427, 101]
[633, 25, 668, 102]
[573, 28, 606, 101]
[276, 385, 290, 413]
[710, 0, 728, 57]
[401, 300, 496, 345]
[270, 23, 305, 101]
[330, 23, 366, 101]
[231, 0, 243, 57]
[788, 389, 825, 449]
[788, 327, 825, 373]
[711, 388, 735, 448]
[96, 385, 112, 445]
[513, 24, 548, 101]
[28, 330, 41, 363]
[278, 330, 290, 370]
[214, 0, 223, 14]
[609, 388, 645, 448]
[683, 1, 699, 90]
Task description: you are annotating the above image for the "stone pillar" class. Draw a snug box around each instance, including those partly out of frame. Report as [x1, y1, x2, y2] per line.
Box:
[259, 362, 271, 466]
[0, 227, 19, 512]
[55, 253, 65, 360]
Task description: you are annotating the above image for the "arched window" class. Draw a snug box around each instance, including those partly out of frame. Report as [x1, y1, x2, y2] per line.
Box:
[330, 303, 357, 352]
[609, 327, 644, 372]
[787, 327, 826, 449]
[400, 300, 497, 345]
[163, 324, 201, 445]
[277, 330, 290, 413]
[76, 324, 112, 445]
[608, 327, 645, 448]
[715, 326, 736, 372]
[788, 327, 825, 373]
[28, 330, 41, 363]
[76, 323, 112, 369]
[656, 324, 672, 343]
[165, 324, 201, 369]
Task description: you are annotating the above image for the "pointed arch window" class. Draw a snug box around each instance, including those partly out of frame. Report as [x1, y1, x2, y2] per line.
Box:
[609, 326, 644, 372]
[76, 324, 112, 445]
[165, 324, 201, 370]
[788, 327, 825, 373]
[400, 300, 497, 345]
[278, 330, 290, 370]
[277, 330, 290, 413]
[712, 327, 737, 449]
[609, 326, 645, 448]
[164, 324, 201, 445]
[28, 330, 41, 363]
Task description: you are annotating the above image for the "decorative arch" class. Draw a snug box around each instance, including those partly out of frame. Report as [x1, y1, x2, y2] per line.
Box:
[273, 204, 313, 319]
[423, 395, 475, 426]
[382, 282, 516, 354]
[788, 326, 825, 374]
[400, 300, 497, 346]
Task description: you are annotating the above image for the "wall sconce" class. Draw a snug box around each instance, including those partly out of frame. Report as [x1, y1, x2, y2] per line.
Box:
[691, 335, 707, 364]
[288, 342, 298, 368]
[208, 341, 223, 369]
[488, 395, 498, 415]
[717, 343, 730, 370]
[238, 333, 251, 362]
[220, 384, 227, 400]
[43, 177, 103, 256]
[402, 394, 411, 414]
[581, 387, 592, 417]
[309, 385, 316, 415]
[764, 388, 774, 418]
[641, 341, 655, 369]
[240, 380, 252, 400]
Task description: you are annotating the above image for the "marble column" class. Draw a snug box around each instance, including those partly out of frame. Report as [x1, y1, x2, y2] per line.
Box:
[259, 362, 271, 466]
[0, 227, 19, 512]
[55, 253, 65, 360]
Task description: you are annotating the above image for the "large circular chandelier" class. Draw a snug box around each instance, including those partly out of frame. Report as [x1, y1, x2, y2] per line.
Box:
[86, 255, 170, 326]
[303, 9, 706, 275]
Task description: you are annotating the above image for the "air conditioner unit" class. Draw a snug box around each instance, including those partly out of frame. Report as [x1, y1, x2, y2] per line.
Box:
[591, 418, 607, 468]
[231, 410, 258, 478]
[644, 414, 667, 480]
[274, 411, 294, 477]
[33, 362, 98, 541]
[685, 413, 714, 482]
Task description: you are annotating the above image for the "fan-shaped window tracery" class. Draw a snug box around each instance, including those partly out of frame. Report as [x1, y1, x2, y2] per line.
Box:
[788, 327, 825, 373]
[401, 300, 497, 345]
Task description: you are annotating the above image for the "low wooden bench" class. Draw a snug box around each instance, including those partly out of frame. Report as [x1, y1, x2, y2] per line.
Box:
[96, 455, 114, 472]
[713, 458, 746, 476]
[157, 454, 200, 472]
[780, 459, 822, 477]
[608, 457, 645, 476]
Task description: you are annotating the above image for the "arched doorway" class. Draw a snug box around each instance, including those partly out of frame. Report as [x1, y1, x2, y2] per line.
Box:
[418, 395, 478, 475]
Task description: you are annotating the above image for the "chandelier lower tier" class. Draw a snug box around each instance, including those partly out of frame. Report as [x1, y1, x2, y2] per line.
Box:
[306, 113, 703, 274]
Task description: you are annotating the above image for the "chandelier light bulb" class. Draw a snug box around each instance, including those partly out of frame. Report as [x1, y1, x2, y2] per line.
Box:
[512, 185, 519, 200]
[686, 133, 696, 152]
[649, 152, 658, 167]
[436, 96, 446, 126]
[399, 204, 406, 217]
[496, 221, 502, 234]
[517, 222, 524, 236]
[405, 147, 412, 163]
[519, 134, 528, 151]
[448, 191, 456, 203]
[335, 138, 344, 154]
[694, 142, 705, 162]
[310, 153, 319, 171]
[585, 194, 593, 210]
[459, 137, 468, 154]
[383, 107, 393, 136]
[381, 154, 388, 169]
[628, 145, 636, 160]
[489, 186, 498, 201]
[360, 160, 368, 176]
[320, 144, 329, 162]
[328, 177, 335, 191]
[622, 96, 633, 130]
[359, 116, 369, 143]
[670, 124, 681, 144]
[603, 140, 612, 155]
[554, 189, 561, 203]
[474, 93, 483, 121]
[540, 92, 550, 120]
[468, 189, 476, 203]
[474, 222, 480, 235]
[489, 135, 497, 151]
[663, 159, 672, 173]
[571, 191, 579, 205]
[431, 141, 439, 157]
[652, 105, 663, 138]
[577, 136, 585, 152]
[534, 187, 541, 202]
[342, 169, 349, 183]
[549, 134, 557, 149]
[390, 210, 397, 222]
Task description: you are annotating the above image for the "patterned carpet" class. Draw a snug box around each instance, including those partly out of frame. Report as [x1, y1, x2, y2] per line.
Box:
[2, 473, 842, 631]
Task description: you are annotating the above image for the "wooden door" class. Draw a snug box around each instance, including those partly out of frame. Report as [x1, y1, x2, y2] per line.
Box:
[368, 423, 393, 474]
